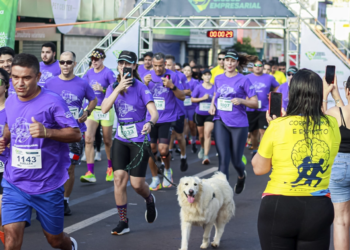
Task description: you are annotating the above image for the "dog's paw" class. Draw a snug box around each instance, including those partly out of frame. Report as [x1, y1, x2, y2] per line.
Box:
[200, 242, 209, 249]
[211, 242, 220, 248]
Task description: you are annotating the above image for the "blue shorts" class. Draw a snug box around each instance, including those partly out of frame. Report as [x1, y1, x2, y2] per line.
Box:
[1, 179, 64, 235]
[185, 109, 195, 121]
[329, 152, 350, 203]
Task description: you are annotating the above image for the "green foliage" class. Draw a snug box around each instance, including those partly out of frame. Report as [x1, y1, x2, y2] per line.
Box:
[231, 37, 258, 56]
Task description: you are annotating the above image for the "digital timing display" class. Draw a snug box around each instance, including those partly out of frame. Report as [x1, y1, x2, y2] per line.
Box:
[206, 30, 234, 38]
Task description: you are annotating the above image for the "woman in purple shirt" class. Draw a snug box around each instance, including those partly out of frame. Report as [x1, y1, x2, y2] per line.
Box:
[101, 51, 159, 236]
[209, 49, 258, 194]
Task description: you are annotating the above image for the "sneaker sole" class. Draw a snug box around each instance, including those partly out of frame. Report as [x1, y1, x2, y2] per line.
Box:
[202, 159, 210, 165]
[80, 178, 96, 183]
[111, 228, 130, 235]
[145, 195, 158, 223]
[70, 237, 78, 250]
[149, 183, 162, 191]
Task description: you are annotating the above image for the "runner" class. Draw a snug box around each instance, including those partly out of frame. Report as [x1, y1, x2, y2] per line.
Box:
[81, 49, 116, 183]
[209, 49, 258, 193]
[277, 66, 298, 110]
[175, 63, 182, 72]
[269, 60, 286, 84]
[210, 51, 226, 84]
[0, 68, 9, 243]
[183, 65, 199, 153]
[263, 63, 271, 74]
[139, 51, 153, 80]
[46, 51, 97, 215]
[1, 53, 79, 249]
[101, 50, 158, 235]
[39, 42, 61, 87]
[246, 59, 280, 160]
[0, 46, 16, 96]
[165, 55, 189, 169]
[191, 69, 214, 164]
[144, 53, 185, 190]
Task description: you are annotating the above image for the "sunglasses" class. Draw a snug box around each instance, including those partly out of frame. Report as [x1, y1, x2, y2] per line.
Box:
[90, 57, 101, 62]
[287, 73, 294, 77]
[218, 58, 225, 61]
[254, 64, 263, 67]
[59, 60, 74, 65]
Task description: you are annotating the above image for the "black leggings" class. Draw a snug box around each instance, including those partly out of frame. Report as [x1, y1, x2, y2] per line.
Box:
[94, 123, 102, 152]
[258, 196, 334, 250]
[214, 120, 248, 179]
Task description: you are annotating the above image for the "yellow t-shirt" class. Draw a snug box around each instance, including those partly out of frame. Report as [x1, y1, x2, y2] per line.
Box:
[258, 116, 340, 197]
[210, 65, 225, 84]
[271, 70, 287, 84]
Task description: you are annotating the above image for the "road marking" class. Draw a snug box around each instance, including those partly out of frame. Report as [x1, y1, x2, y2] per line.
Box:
[63, 164, 219, 234]
[64, 208, 118, 234]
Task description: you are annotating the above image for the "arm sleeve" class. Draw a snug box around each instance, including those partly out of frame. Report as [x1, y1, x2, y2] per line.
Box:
[192, 85, 200, 98]
[107, 70, 117, 85]
[84, 81, 96, 101]
[140, 84, 154, 105]
[243, 78, 256, 98]
[271, 76, 280, 88]
[258, 121, 275, 158]
[52, 98, 79, 129]
[105, 85, 114, 99]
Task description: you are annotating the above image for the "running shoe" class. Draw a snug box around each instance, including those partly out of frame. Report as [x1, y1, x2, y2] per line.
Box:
[198, 147, 204, 159]
[64, 200, 72, 216]
[149, 177, 162, 191]
[234, 170, 247, 194]
[145, 194, 158, 223]
[95, 151, 102, 161]
[180, 158, 188, 172]
[202, 155, 210, 165]
[242, 155, 247, 165]
[106, 167, 114, 182]
[175, 145, 181, 154]
[111, 219, 130, 235]
[80, 171, 96, 183]
[71, 237, 78, 250]
[185, 137, 189, 146]
[81, 152, 86, 162]
[191, 143, 197, 153]
[163, 168, 173, 188]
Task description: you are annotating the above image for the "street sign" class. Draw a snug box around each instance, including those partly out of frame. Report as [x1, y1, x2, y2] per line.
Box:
[207, 30, 234, 38]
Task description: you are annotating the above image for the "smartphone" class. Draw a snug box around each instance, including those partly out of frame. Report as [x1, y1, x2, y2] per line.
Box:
[269, 92, 282, 118]
[123, 67, 133, 80]
[325, 65, 336, 84]
[164, 74, 171, 80]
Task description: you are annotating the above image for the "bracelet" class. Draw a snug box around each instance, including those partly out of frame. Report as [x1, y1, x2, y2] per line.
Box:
[322, 100, 328, 103]
[147, 121, 155, 127]
[86, 110, 91, 116]
[43, 126, 47, 138]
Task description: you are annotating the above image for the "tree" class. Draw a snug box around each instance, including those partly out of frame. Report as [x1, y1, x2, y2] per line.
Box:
[231, 37, 258, 56]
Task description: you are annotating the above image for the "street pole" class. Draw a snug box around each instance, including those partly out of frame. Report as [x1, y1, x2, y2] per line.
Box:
[212, 37, 219, 66]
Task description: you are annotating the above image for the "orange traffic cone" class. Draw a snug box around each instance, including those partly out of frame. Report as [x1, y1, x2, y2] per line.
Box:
[0, 231, 4, 244]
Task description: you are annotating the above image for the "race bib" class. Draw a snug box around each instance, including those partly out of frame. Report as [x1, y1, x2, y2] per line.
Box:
[12, 147, 42, 169]
[69, 106, 80, 119]
[184, 98, 192, 106]
[94, 110, 110, 121]
[258, 100, 261, 109]
[199, 102, 211, 111]
[0, 160, 4, 172]
[118, 124, 138, 139]
[154, 99, 165, 110]
[217, 98, 233, 111]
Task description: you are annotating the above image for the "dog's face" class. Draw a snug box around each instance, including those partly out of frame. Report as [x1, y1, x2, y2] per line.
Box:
[178, 176, 202, 204]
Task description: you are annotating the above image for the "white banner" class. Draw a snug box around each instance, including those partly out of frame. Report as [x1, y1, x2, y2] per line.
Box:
[300, 23, 350, 104]
[51, 0, 81, 34]
[104, 22, 140, 76]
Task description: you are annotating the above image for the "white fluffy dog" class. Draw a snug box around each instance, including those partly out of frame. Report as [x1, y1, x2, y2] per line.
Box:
[177, 172, 235, 250]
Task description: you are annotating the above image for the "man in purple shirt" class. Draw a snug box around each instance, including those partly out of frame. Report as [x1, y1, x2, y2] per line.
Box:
[277, 66, 298, 111]
[46, 51, 97, 216]
[39, 42, 61, 88]
[0, 47, 16, 96]
[139, 51, 153, 81]
[246, 59, 280, 159]
[0, 53, 80, 249]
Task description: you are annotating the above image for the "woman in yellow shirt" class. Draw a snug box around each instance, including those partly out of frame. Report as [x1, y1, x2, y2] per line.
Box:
[252, 69, 341, 250]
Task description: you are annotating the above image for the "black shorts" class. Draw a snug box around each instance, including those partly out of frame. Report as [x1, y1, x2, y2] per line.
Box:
[0, 172, 3, 194]
[111, 139, 150, 177]
[172, 115, 185, 134]
[194, 113, 214, 127]
[247, 111, 268, 132]
[69, 135, 84, 165]
[150, 122, 172, 144]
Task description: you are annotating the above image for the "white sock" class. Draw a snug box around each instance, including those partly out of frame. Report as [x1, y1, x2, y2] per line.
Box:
[64, 197, 69, 203]
[181, 154, 186, 159]
[152, 176, 160, 183]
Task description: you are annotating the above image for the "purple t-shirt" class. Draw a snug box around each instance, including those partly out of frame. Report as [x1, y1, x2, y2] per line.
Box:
[4, 88, 79, 195]
[213, 73, 256, 127]
[192, 84, 214, 116]
[147, 69, 180, 123]
[39, 61, 61, 88]
[8, 79, 15, 96]
[106, 79, 153, 143]
[185, 78, 200, 110]
[175, 71, 186, 117]
[277, 82, 289, 110]
[0, 109, 9, 173]
[83, 67, 116, 106]
[138, 64, 152, 80]
[45, 76, 96, 133]
[246, 74, 280, 112]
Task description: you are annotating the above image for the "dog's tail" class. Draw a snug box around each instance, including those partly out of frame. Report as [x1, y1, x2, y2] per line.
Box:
[212, 171, 227, 181]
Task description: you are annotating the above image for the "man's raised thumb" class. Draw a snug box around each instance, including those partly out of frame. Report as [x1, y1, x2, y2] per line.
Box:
[31, 117, 38, 123]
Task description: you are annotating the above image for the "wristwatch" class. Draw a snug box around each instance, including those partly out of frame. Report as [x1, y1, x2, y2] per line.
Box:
[170, 85, 177, 91]
[86, 109, 91, 116]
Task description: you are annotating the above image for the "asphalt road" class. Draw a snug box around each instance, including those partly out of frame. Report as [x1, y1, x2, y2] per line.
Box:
[0, 145, 337, 250]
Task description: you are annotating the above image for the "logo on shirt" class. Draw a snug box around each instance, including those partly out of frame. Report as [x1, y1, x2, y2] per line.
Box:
[39, 70, 54, 83]
[11, 117, 31, 143]
[145, 90, 151, 95]
[288, 138, 330, 189]
[217, 84, 236, 97]
[61, 90, 79, 104]
[117, 100, 137, 117]
[65, 112, 73, 118]
[252, 82, 266, 92]
[151, 84, 169, 97]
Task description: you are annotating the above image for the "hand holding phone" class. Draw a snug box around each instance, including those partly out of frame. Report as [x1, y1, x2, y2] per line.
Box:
[123, 67, 133, 80]
[325, 65, 336, 84]
[269, 92, 282, 118]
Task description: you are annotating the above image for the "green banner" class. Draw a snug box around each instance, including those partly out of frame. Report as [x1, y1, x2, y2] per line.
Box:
[0, 0, 18, 48]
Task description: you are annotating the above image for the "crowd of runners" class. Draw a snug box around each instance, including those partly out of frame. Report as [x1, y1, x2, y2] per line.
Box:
[1, 41, 350, 250]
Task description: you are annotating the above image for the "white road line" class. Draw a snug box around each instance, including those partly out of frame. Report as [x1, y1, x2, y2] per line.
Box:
[63, 166, 219, 234]
[64, 208, 118, 234]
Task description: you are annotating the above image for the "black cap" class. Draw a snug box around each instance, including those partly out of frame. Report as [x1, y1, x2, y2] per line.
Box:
[225, 49, 239, 60]
[118, 51, 137, 64]
[287, 66, 298, 74]
[202, 69, 212, 75]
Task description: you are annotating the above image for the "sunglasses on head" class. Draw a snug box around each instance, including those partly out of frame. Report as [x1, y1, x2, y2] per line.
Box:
[254, 64, 263, 67]
[287, 72, 294, 76]
[59, 60, 74, 65]
[218, 58, 225, 61]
